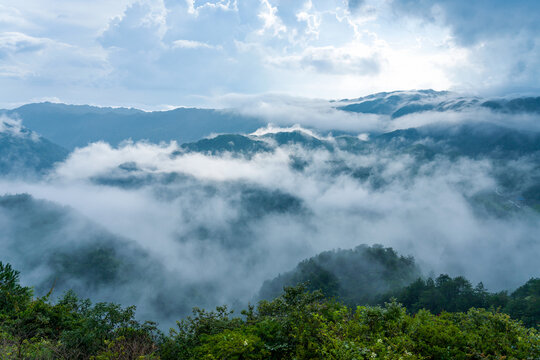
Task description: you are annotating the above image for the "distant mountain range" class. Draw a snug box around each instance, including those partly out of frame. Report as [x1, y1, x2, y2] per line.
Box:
[1, 90, 539, 151]
[1, 102, 264, 149]
[173, 123, 540, 171]
[2, 89, 540, 183]
[337, 89, 540, 118]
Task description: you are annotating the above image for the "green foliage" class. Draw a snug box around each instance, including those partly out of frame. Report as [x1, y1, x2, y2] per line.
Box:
[0, 262, 33, 315]
[385, 274, 488, 314]
[385, 274, 540, 329]
[91, 332, 160, 360]
[55, 291, 160, 358]
[1, 262, 539, 359]
[504, 278, 540, 328]
[0, 263, 160, 359]
[0, 330, 57, 359]
[194, 329, 269, 359]
[159, 305, 244, 359]
[161, 285, 540, 360]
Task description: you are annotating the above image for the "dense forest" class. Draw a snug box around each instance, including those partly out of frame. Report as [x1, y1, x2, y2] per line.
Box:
[260, 245, 540, 330]
[1, 260, 539, 359]
[382, 275, 540, 329]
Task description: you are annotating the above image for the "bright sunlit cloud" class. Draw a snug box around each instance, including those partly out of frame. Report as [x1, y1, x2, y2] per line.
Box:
[0, 0, 538, 107]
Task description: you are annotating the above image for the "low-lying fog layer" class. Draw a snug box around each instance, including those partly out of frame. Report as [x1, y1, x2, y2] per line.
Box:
[1, 105, 539, 328]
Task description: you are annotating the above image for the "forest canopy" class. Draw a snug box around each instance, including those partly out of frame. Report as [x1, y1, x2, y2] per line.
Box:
[1, 260, 539, 359]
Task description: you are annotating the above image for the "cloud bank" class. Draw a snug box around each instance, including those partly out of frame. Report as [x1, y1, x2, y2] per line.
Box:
[1, 0, 538, 107]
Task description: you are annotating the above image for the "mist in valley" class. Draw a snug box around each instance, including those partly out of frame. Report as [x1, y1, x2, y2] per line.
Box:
[1, 97, 539, 327]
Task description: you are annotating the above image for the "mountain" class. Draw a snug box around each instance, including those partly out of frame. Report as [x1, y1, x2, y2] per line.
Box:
[1, 103, 265, 150]
[3, 91, 540, 152]
[0, 194, 159, 294]
[337, 90, 540, 118]
[0, 194, 138, 289]
[0, 193, 223, 324]
[0, 117, 68, 176]
[482, 97, 540, 113]
[179, 134, 272, 155]
[258, 244, 421, 305]
[372, 123, 540, 159]
[177, 130, 332, 157]
[0, 186, 309, 324]
[177, 121, 540, 161]
[263, 130, 334, 150]
[336, 90, 473, 117]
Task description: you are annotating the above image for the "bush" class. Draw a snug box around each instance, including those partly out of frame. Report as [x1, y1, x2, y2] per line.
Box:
[1, 262, 539, 359]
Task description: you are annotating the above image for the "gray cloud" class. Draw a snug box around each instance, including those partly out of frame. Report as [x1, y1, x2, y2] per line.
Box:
[392, 0, 540, 46]
[348, 0, 365, 12]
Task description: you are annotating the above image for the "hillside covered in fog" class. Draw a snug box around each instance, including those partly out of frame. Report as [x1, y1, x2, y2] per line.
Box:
[0, 90, 539, 331]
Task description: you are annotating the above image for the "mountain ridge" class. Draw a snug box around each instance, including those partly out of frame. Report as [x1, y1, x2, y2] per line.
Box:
[3, 90, 540, 151]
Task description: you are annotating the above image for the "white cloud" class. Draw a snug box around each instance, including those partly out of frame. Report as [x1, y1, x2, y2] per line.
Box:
[0, 32, 49, 54]
[186, 0, 239, 16]
[211, 93, 384, 132]
[99, 0, 168, 50]
[295, 1, 321, 37]
[0, 115, 24, 136]
[257, 0, 287, 37]
[0, 115, 39, 140]
[250, 124, 323, 138]
[172, 39, 220, 50]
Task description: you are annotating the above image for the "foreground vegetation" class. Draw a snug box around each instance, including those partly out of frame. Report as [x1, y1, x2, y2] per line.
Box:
[1, 262, 539, 359]
[383, 274, 540, 329]
[261, 245, 540, 330]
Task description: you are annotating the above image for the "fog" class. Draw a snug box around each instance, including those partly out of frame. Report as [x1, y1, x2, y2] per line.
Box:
[1, 105, 540, 328]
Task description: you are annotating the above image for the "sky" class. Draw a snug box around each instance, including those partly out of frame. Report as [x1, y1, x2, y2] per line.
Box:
[0, 0, 539, 108]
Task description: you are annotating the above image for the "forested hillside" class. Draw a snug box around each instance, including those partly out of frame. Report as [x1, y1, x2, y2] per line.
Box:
[260, 245, 540, 330]
[382, 275, 540, 329]
[258, 245, 421, 305]
[1, 260, 539, 359]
